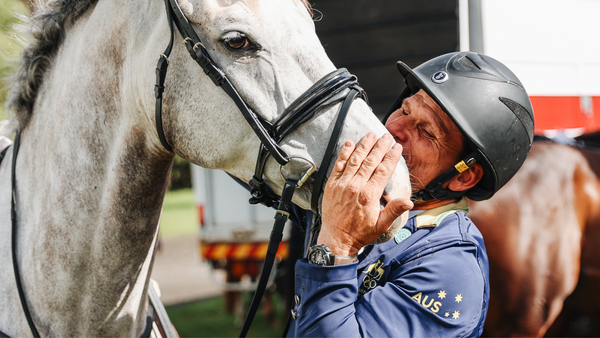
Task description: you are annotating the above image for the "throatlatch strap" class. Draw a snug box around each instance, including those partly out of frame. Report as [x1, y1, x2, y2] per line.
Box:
[11, 130, 41, 338]
[238, 180, 297, 338]
[154, 0, 175, 153]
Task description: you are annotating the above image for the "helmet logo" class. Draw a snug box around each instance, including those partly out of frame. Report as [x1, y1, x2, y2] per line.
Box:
[432, 71, 448, 84]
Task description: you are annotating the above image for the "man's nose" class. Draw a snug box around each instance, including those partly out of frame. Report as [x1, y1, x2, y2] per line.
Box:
[387, 119, 410, 144]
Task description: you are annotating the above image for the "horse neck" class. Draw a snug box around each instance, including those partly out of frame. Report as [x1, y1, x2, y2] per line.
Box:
[14, 1, 173, 336]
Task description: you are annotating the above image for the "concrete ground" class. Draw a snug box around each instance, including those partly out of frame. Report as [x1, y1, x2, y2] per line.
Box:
[151, 234, 224, 306]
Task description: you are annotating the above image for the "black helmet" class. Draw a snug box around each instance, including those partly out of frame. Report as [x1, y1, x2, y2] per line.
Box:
[383, 52, 534, 201]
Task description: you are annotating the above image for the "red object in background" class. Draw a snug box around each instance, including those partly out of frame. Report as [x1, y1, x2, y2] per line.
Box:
[197, 204, 205, 227]
[530, 96, 600, 134]
[200, 241, 289, 261]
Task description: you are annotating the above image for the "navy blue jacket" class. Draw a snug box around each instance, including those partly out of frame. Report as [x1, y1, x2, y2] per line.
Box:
[288, 199, 490, 338]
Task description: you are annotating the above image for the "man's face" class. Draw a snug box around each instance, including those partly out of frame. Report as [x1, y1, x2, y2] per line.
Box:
[385, 89, 465, 193]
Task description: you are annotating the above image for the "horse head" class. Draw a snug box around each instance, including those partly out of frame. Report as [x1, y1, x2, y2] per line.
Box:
[141, 0, 411, 218]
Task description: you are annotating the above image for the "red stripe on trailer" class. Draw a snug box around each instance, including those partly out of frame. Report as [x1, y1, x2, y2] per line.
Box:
[197, 204, 205, 227]
[200, 241, 289, 261]
[530, 96, 600, 134]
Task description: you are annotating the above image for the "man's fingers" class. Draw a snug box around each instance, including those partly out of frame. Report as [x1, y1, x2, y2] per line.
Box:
[354, 134, 394, 183]
[340, 132, 378, 180]
[369, 143, 403, 188]
[377, 197, 413, 233]
[329, 140, 355, 181]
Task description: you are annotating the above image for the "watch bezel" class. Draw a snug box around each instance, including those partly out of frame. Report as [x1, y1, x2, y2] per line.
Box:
[307, 244, 335, 266]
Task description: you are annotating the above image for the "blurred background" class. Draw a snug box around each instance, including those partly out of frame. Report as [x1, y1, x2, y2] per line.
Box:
[1, 0, 599, 337]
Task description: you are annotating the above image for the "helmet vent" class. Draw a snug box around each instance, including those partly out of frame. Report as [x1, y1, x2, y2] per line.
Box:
[499, 97, 534, 144]
[458, 56, 481, 70]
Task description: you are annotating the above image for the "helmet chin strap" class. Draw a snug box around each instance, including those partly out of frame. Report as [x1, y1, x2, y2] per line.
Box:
[411, 151, 480, 202]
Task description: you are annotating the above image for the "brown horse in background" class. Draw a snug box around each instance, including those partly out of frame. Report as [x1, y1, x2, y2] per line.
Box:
[468, 132, 600, 337]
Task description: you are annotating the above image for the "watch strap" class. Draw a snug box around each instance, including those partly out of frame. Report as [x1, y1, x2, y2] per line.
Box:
[334, 254, 358, 265]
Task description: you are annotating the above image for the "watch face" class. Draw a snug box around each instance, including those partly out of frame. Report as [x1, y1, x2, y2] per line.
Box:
[308, 245, 332, 265]
[309, 249, 326, 265]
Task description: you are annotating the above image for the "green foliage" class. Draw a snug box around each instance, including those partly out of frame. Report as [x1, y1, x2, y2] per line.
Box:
[166, 295, 286, 337]
[160, 188, 198, 238]
[0, 0, 29, 121]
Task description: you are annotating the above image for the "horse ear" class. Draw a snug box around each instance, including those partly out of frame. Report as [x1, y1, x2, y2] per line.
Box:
[447, 163, 484, 192]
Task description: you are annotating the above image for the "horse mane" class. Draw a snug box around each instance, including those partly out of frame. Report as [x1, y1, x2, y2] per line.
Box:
[5, 0, 99, 129]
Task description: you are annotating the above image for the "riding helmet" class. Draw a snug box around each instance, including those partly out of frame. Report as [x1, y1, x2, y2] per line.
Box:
[383, 52, 534, 201]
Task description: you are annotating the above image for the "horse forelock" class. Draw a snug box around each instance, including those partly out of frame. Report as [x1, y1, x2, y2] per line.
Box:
[5, 0, 98, 129]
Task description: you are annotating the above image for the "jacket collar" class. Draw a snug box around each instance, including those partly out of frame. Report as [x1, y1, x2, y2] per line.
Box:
[412, 197, 469, 229]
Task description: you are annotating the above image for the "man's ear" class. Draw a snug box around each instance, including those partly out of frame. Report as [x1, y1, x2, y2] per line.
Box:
[447, 163, 483, 192]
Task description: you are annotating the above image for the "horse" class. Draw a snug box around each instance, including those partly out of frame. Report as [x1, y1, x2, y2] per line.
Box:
[0, 0, 412, 336]
[467, 133, 600, 337]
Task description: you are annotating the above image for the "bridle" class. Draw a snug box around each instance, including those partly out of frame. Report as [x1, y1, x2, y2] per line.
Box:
[155, 0, 366, 210]
[154, 0, 367, 337]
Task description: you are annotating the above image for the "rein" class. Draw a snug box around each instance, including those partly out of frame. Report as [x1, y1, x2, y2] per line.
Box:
[154, 0, 367, 337]
[9, 131, 41, 338]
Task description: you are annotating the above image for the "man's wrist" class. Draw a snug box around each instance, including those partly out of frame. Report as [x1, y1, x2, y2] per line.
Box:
[317, 230, 361, 257]
[307, 244, 358, 266]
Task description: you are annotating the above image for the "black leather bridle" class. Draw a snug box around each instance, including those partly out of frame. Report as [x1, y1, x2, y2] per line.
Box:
[155, 0, 366, 208]
[153, 0, 367, 337]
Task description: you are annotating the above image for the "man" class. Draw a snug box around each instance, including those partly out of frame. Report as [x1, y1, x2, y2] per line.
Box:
[287, 52, 534, 337]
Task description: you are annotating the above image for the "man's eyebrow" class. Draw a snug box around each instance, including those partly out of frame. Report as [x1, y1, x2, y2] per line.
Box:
[405, 94, 450, 137]
[429, 108, 449, 135]
[418, 97, 447, 136]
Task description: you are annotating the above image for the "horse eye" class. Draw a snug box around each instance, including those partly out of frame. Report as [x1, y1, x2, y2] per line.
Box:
[224, 33, 251, 50]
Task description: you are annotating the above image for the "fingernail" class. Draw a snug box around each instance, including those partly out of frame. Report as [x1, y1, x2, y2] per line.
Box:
[366, 132, 375, 139]
[383, 134, 391, 140]
[344, 141, 352, 147]
[392, 143, 401, 150]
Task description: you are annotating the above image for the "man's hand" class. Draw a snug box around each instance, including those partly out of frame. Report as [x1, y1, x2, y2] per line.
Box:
[317, 132, 413, 256]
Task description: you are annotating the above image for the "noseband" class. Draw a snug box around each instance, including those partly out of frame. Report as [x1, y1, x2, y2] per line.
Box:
[155, 0, 367, 336]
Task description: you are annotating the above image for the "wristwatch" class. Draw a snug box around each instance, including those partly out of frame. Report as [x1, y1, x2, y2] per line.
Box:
[307, 244, 358, 266]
